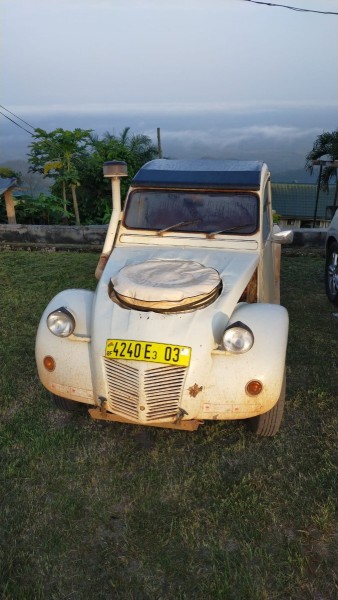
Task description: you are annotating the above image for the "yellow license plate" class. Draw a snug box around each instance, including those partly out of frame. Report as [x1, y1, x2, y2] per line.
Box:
[105, 339, 191, 367]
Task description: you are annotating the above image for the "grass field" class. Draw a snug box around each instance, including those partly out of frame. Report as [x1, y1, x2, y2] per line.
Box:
[0, 249, 337, 600]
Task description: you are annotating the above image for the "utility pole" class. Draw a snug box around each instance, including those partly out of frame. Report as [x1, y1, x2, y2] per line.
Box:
[157, 128, 162, 158]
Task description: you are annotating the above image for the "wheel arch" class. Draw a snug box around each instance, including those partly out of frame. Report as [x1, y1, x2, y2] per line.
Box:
[326, 235, 338, 253]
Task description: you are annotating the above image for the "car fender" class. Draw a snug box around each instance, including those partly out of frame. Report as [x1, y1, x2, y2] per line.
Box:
[227, 301, 289, 351]
[35, 289, 95, 404]
[197, 302, 289, 419]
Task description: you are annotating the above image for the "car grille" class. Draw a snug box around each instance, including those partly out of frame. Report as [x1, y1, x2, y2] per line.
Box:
[104, 359, 186, 422]
[144, 365, 186, 421]
[104, 359, 139, 420]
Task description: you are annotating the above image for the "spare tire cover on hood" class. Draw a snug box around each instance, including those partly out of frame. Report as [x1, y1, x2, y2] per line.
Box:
[110, 259, 222, 311]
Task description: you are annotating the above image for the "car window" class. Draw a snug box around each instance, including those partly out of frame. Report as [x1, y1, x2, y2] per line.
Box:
[124, 190, 259, 234]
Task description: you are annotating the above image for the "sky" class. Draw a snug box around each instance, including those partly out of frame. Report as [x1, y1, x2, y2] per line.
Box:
[0, 0, 337, 174]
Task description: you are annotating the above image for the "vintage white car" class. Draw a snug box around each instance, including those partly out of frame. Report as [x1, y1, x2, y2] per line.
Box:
[36, 159, 293, 436]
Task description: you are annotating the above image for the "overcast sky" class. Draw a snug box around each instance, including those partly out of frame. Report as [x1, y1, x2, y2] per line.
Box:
[0, 0, 337, 169]
[1, 0, 337, 114]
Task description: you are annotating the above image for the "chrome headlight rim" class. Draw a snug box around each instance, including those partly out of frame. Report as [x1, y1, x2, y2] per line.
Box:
[222, 321, 254, 354]
[47, 307, 75, 338]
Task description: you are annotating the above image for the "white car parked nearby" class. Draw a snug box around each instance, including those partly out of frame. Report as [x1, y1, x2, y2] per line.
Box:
[325, 208, 338, 305]
[36, 159, 293, 436]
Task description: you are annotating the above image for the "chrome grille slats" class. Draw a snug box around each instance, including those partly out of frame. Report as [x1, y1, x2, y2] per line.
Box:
[144, 366, 186, 421]
[104, 360, 187, 422]
[104, 359, 139, 419]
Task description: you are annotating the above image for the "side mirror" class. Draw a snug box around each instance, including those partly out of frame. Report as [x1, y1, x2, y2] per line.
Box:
[271, 228, 294, 244]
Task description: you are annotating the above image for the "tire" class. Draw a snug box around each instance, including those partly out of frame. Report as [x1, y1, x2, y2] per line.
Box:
[51, 393, 84, 412]
[325, 241, 338, 305]
[247, 372, 286, 437]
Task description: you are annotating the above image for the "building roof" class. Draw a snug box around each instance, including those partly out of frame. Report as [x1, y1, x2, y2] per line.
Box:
[132, 159, 264, 190]
[0, 178, 17, 195]
[271, 183, 337, 219]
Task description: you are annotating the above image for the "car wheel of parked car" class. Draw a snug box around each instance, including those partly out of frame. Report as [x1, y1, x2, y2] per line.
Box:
[51, 393, 85, 412]
[247, 372, 286, 437]
[325, 241, 338, 305]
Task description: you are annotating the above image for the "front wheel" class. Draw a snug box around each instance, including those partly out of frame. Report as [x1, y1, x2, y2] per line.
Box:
[325, 241, 338, 305]
[247, 372, 286, 437]
[51, 393, 85, 412]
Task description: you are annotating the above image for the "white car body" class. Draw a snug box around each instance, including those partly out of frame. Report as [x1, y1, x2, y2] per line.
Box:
[36, 159, 293, 435]
[326, 208, 338, 245]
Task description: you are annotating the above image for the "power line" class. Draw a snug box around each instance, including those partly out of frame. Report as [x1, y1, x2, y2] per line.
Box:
[0, 104, 36, 130]
[241, 0, 338, 14]
[0, 110, 34, 135]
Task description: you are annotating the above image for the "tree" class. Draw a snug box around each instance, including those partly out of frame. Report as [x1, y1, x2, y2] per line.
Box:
[27, 126, 158, 224]
[306, 128, 338, 204]
[0, 166, 22, 184]
[76, 128, 158, 223]
[28, 128, 92, 225]
[91, 127, 158, 180]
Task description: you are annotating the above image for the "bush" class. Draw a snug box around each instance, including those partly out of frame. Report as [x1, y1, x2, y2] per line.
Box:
[14, 193, 73, 225]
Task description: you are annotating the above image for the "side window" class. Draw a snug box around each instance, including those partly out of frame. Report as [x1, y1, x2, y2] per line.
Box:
[262, 184, 271, 242]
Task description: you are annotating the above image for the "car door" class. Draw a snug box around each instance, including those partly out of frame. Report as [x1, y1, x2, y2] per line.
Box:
[259, 179, 280, 304]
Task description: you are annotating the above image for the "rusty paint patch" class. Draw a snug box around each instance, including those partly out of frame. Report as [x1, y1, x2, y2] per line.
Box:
[189, 383, 203, 398]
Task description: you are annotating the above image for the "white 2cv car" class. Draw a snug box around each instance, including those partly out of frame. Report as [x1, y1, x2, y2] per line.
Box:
[36, 159, 293, 436]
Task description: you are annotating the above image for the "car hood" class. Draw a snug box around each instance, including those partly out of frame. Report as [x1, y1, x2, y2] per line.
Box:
[100, 245, 259, 345]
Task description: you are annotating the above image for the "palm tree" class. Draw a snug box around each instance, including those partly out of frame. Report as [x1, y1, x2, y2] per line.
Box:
[92, 127, 158, 197]
[101, 127, 158, 166]
[74, 128, 158, 222]
[306, 129, 338, 205]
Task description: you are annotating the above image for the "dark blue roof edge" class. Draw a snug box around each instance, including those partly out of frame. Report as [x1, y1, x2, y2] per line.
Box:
[132, 179, 261, 191]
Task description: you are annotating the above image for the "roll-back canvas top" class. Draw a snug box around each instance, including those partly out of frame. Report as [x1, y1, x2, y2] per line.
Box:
[132, 159, 264, 190]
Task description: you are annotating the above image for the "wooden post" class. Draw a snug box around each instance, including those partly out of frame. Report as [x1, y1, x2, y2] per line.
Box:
[4, 189, 17, 224]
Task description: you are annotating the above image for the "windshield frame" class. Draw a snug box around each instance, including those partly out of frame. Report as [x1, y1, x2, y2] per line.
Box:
[123, 188, 260, 236]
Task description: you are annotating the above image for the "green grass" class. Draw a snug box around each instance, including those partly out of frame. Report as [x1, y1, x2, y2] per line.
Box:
[0, 249, 337, 600]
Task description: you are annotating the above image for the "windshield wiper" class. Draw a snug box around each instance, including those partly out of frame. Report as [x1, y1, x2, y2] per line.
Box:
[206, 223, 255, 239]
[158, 219, 201, 236]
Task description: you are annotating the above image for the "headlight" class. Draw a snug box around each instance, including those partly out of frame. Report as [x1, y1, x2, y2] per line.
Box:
[47, 307, 75, 337]
[222, 321, 254, 354]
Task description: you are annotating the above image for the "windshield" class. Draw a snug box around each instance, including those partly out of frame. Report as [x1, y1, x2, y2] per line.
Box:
[124, 190, 259, 235]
